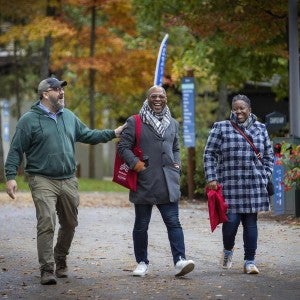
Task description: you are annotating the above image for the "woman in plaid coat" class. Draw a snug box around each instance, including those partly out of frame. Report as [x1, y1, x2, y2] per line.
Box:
[203, 94, 274, 274]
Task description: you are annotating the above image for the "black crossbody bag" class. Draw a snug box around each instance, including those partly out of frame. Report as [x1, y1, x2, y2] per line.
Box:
[230, 121, 274, 196]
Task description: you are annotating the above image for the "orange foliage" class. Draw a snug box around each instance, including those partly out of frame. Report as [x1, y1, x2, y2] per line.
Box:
[0, 0, 161, 121]
[101, 0, 136, 36]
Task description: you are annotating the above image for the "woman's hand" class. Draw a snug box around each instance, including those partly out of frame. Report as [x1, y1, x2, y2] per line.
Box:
[206, 180, 218, 190]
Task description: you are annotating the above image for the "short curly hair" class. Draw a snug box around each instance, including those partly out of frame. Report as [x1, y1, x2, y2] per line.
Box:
[232, 94, 251, 107]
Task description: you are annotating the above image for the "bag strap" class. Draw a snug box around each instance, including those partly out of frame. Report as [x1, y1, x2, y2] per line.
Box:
[133, 114, 141, 146]
[230, 121, 262, 161]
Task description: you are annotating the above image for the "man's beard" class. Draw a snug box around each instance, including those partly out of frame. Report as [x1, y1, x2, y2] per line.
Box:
[51, 97, 64, 111]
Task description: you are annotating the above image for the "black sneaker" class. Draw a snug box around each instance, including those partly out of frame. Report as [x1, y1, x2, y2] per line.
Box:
[55, 260, 68, 278]
[40, 270, 57, 285]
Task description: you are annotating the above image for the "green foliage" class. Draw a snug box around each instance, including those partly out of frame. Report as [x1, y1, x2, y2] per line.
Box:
[79, 178, 128, 192]
[0, 176, 128, 192]
[179, 92, 217, 199]
[132, 0, 289, 98]
[180, 134, 209, 200]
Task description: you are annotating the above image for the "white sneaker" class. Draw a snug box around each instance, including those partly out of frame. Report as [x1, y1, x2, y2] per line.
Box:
[175, 258, 195, 277]
[132, 262, 149, 277]
[244, 261, 259, 274]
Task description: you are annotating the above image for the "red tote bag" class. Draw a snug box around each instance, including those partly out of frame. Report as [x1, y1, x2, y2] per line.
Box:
[112, 115, 142, 192]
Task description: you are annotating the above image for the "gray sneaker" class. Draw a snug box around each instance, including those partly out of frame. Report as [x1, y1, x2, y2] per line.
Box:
[222, 249, 233, 269]
[55, 260, 68, 278]
[40, 270, 57, 285]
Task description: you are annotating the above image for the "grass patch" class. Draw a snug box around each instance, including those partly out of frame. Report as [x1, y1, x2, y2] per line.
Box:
[0, 176, 127, 192]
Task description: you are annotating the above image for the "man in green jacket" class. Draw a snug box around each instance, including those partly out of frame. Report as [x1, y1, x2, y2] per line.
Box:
[5, 77, 125, 285]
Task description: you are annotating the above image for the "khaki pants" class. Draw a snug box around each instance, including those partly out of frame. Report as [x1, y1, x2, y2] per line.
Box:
[29, 175, 79, 271]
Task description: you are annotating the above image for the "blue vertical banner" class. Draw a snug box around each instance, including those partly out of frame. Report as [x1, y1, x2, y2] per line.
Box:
[154, 34, 169, 86]
[181, 77, 195, 147]
[273, 157, 285, 215]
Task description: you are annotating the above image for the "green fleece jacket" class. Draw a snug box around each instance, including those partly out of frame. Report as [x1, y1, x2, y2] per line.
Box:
[5, 102, 116, 180]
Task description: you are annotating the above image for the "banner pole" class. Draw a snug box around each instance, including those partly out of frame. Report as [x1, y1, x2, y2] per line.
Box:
[154, 34, 169, 86]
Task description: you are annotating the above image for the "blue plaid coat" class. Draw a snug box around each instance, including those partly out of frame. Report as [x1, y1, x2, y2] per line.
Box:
[203, 115, 274, 213]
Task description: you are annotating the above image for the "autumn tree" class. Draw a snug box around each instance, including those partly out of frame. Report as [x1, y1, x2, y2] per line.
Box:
[0, 0, 161, 179]
[0, 0, 58, 181]
[54, 0, 158, 177]
[132, 0, 289, 117]
[131, 0, 290, 197]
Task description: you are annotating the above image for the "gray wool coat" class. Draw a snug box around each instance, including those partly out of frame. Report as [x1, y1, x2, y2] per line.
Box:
[204, 118, 274, 214]
[117, 115, 181, 205]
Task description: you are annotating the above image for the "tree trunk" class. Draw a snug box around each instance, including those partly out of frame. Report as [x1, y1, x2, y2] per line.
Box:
[13, 41, 22, 119]
[40, 35, 51, 79]
[217, 82, 229, 121]
[88, 4, 97, 178]
[0, 112, 5, 182]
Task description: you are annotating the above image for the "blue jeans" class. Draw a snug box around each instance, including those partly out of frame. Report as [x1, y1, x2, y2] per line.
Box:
[222, 213, 258, 261]
[133, 202, 185, 265]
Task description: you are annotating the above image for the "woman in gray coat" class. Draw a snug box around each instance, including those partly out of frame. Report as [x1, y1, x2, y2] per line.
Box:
[204, 94, 274, 274]
[117, 85, 194, 277]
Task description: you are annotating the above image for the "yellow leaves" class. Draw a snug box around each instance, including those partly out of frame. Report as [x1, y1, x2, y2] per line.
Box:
[0, 0, 158, 120]
[67, 57, 114, 73]
[65, 0, 110, 8]
[95, 34, 125, 55]
[0, 0, 44, 21]
[0, 16, 76, 46]
[29, 17, 76, 39]
[234, 5, 244, 14]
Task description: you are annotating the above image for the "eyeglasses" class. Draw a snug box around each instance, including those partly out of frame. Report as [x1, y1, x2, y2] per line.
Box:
[46, 87, 64, 93]
[149, 94, 166, 100]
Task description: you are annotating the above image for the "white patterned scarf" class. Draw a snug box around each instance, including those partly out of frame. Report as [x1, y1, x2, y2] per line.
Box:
[139, 100, 171, 137]
[230, 112, 257, 129]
